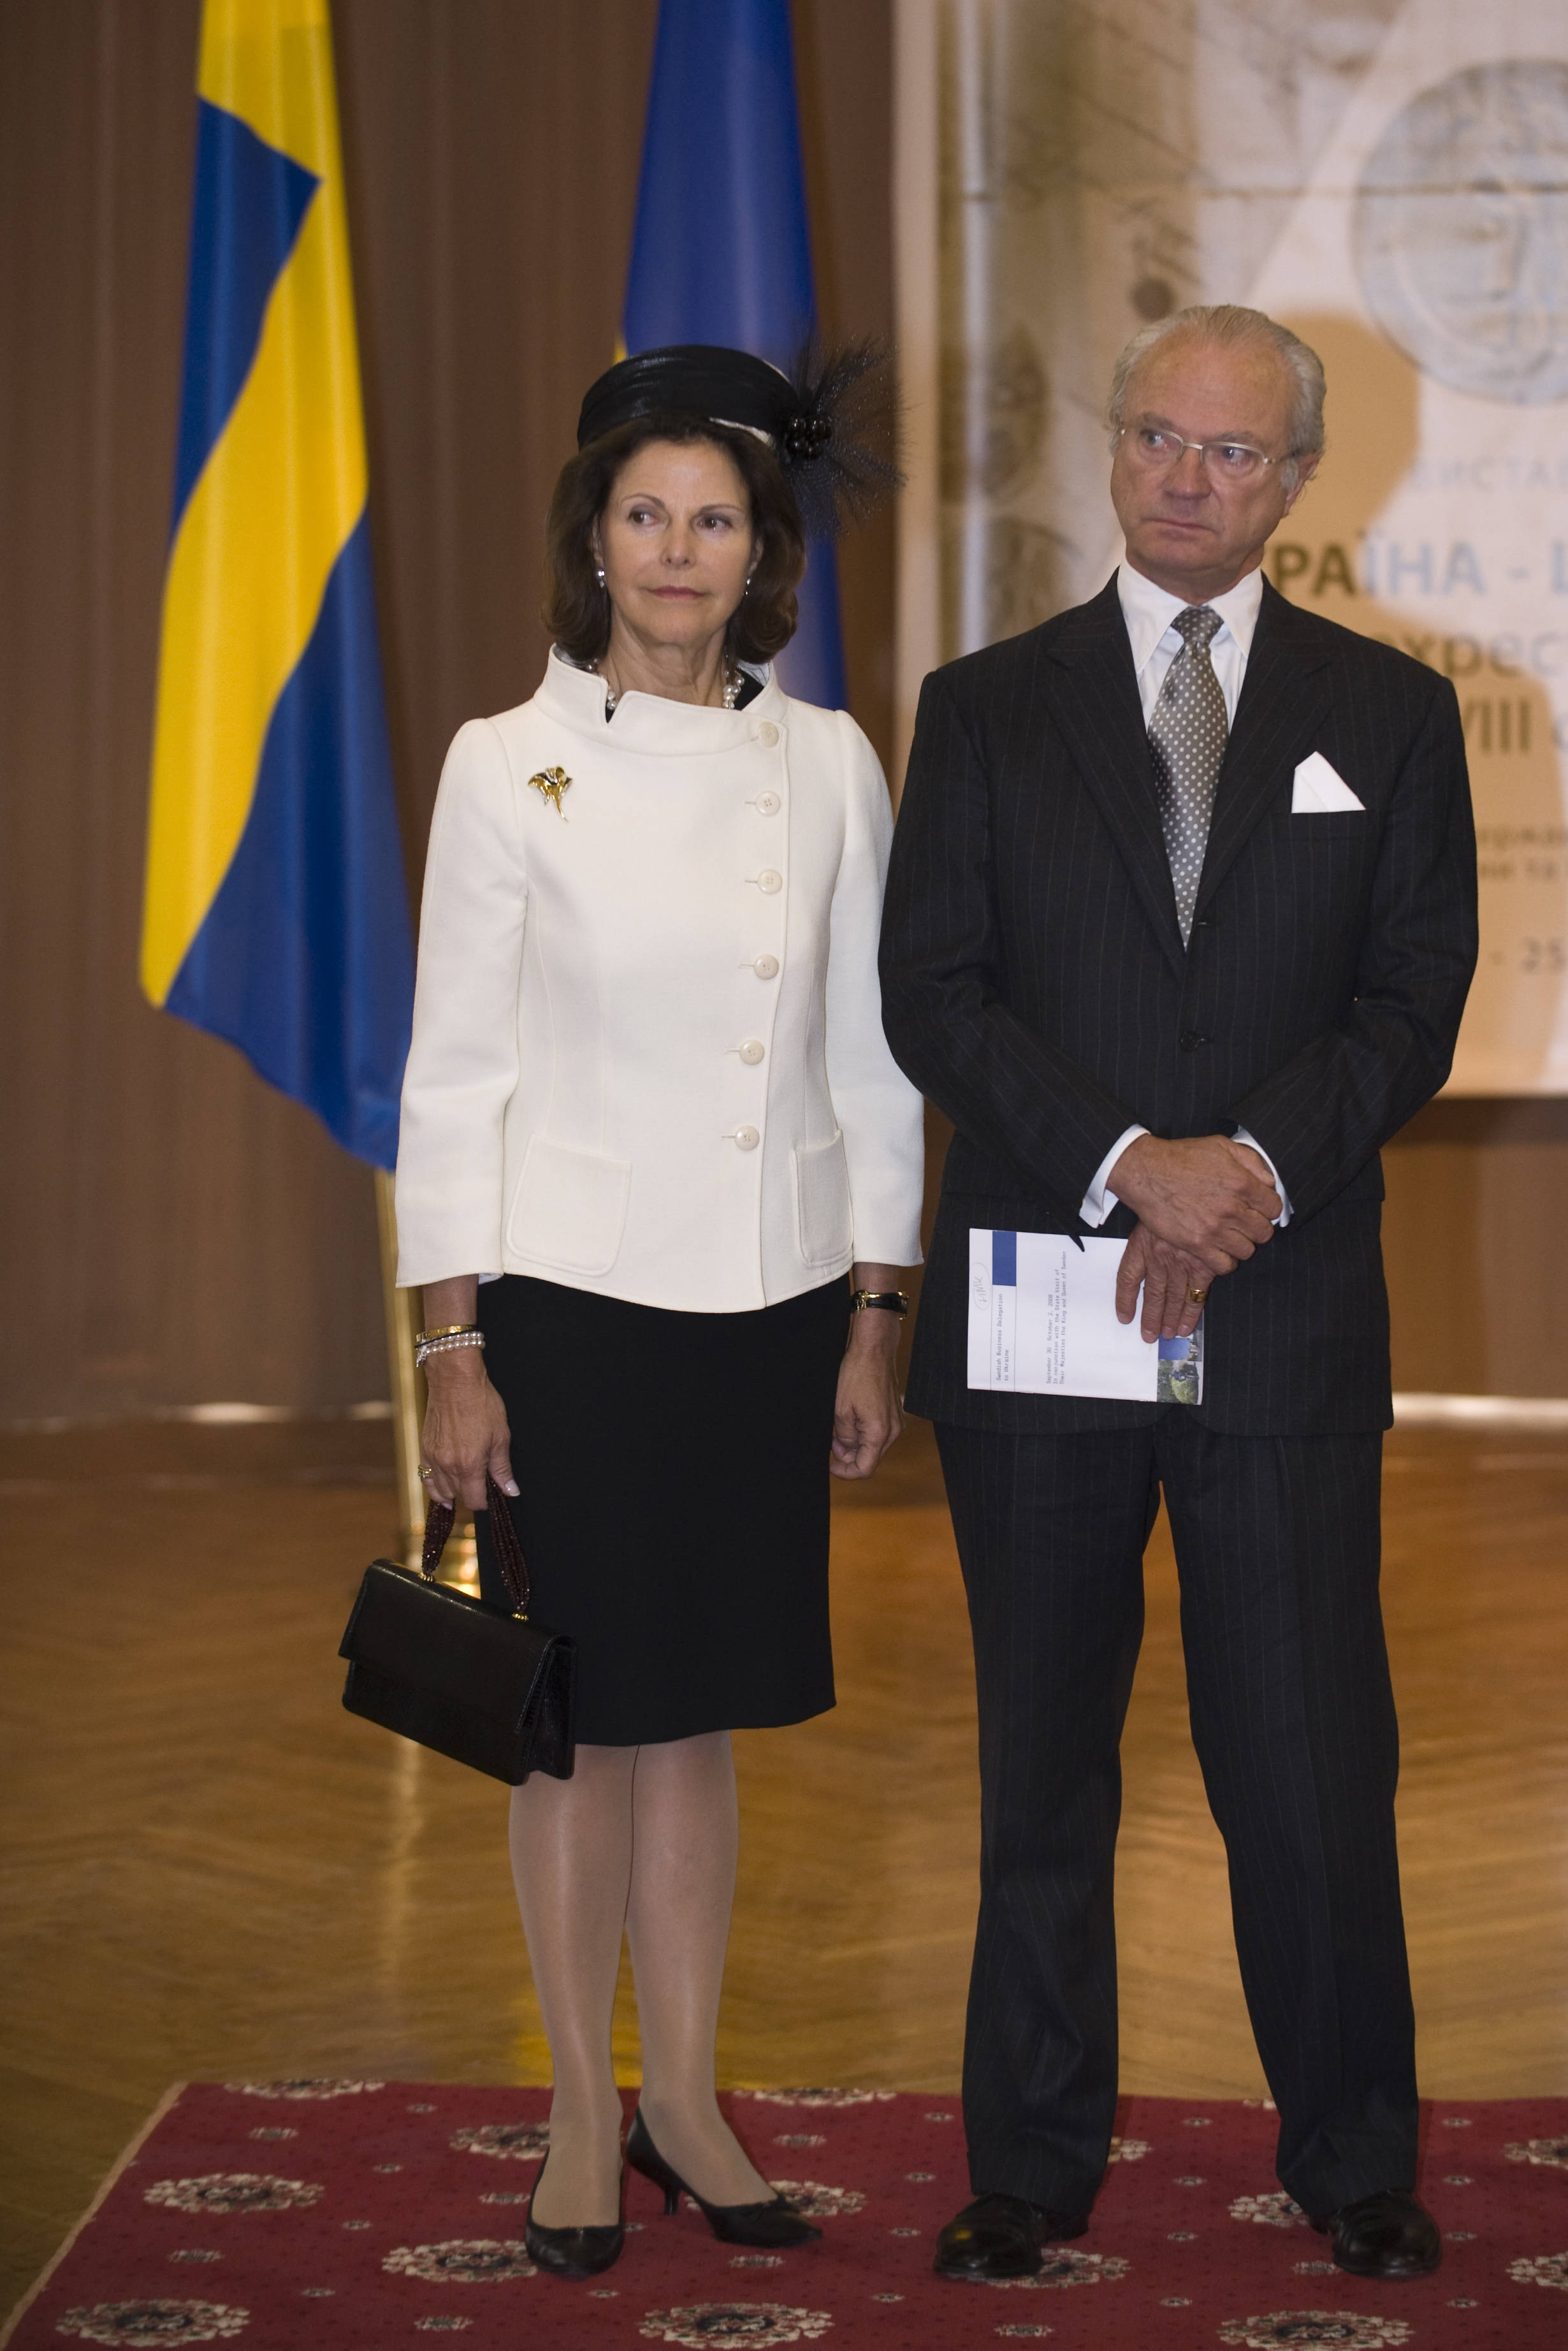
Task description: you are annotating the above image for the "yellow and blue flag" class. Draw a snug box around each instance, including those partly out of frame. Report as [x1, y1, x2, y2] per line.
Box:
[624, 0, 846, 708]
[142, 0, 412, 1169]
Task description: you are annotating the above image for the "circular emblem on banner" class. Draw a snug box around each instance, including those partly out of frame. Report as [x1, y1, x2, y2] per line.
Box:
[1353, 61, 1568, 404]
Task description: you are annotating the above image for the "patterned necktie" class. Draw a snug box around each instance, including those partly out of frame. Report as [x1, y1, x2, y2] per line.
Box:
[1147, 603, 1227, 945]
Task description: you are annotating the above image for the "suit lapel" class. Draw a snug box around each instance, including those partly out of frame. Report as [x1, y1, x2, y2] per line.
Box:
[1194, 578, 1331, 919]
[1046, 578, 1186, 979]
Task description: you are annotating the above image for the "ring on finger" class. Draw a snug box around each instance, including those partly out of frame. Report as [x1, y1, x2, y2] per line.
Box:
[417, 1464, 433, 1481]
[1187, 1286, 1209, 1306]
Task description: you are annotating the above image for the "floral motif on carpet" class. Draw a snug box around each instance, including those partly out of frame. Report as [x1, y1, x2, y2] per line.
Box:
[5, 2089, 1567, 2347]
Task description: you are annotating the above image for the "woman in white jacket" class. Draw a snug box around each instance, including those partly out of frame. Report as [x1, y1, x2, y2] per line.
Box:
[395, 344, 924, 2278]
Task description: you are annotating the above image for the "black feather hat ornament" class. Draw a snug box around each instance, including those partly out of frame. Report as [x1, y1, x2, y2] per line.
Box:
[576, 338, 903, 539]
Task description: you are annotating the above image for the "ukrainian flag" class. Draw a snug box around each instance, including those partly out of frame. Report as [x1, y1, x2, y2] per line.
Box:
[142, 0, 412, 1170]
[624, 0, 847, 710]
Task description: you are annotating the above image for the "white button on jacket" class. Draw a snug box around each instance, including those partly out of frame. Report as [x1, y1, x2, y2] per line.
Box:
[395, 649, 926, 1313]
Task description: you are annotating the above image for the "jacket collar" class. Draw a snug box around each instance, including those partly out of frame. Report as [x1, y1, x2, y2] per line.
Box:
[1193, 576, 1332, 919]
[1046, 577, 1187, 977]
[534, 645, 787, 755]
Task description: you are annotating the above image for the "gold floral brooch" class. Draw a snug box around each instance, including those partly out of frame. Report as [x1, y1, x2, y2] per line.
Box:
[527, 766, 572, 817]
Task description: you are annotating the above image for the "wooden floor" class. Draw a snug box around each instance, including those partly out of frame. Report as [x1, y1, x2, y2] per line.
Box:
[3, 1412, 1566, 2310]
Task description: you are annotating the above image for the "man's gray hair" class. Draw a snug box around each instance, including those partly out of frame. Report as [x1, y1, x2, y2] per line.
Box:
[1107, 305, 1326, 489]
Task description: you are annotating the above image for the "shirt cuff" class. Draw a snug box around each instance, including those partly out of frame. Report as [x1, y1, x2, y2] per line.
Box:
[1080, 1125, 1149, 1226]
[1233, 1128, 1291, 1226]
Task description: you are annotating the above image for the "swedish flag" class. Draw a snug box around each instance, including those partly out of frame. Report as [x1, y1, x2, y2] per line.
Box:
[142, 0, 412, 1170]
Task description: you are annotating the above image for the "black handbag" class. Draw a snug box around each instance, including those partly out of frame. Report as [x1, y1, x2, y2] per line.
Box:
[338, 1473, 576, 1783]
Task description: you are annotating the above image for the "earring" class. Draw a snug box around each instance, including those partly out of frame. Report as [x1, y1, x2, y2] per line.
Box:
[744, 572, 753, 594]
[595, 565, 606, 586]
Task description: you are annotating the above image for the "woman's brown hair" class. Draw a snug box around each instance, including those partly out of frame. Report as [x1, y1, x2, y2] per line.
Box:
[543, 415, 807, 667]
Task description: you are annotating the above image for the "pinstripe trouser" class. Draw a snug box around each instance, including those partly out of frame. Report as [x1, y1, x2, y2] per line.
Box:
[935, 1413, 1418, 2220]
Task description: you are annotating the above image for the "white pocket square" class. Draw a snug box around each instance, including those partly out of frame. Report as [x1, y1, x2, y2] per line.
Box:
[1292, 752, 1364, 813]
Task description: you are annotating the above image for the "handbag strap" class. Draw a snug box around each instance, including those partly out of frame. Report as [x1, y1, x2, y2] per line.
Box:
[420, 1475, 531, 1617]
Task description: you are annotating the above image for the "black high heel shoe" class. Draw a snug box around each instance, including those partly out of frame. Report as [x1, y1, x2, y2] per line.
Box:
[625, 2109, 822, 2248]
[524, 2149, 625, 2278]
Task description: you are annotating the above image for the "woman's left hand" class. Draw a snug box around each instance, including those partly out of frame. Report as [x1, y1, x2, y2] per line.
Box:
[831, 1306, 904, 1480]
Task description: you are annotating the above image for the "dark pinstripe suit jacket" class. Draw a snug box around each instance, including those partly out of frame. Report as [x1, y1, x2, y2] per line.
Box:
[880, 574, 1477, 1436]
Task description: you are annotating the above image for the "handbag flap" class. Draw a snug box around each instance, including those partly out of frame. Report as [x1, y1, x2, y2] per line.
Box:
[340, 1561, 562, 1733]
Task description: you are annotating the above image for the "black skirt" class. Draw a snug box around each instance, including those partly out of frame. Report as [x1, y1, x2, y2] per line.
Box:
[474, 1274, 847, 1745]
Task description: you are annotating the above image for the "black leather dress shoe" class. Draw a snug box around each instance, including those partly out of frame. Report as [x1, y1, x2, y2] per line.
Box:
[933, 2191, 1089, 2280]
[1313, 2190, 1441, 2280]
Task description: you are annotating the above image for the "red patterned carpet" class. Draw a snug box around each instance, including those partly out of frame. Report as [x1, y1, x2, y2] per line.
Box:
[4, 2084, 1565, 2350]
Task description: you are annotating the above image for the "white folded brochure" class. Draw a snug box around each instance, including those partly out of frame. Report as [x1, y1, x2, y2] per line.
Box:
[968, 1228, 1203, 1404]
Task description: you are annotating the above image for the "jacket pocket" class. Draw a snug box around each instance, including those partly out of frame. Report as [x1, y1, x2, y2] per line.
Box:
[507, 1137, 631, 1276]
[793, 1131, 852, 1267]
[1289, 811, 1368, 836]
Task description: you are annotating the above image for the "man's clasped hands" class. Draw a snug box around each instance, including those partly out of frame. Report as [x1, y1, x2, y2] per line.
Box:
[1109, 1133, 1282, 1343]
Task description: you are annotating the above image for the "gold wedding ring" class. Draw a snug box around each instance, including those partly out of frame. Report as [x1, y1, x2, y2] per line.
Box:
[1187, 1286, 1209, 1306]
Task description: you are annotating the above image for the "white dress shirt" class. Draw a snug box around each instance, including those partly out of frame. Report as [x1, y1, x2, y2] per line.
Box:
[1078, 562, 1291, 1228]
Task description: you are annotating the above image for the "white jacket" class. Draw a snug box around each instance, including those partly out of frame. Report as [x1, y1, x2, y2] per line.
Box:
[395, 650, 926, 1311]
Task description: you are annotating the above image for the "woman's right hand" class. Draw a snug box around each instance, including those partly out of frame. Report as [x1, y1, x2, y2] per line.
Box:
[419, 1350, 518, 1511]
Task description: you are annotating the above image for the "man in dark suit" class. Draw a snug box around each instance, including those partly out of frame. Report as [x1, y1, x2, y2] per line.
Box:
[880, 305, 1476, 2285]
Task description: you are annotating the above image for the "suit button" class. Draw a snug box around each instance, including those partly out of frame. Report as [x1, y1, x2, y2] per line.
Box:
[1192, 914, 1214, 931]
[734, 1125, 760, 1151]
[758, 721, 780, 746]
[738, 1039, 765, 1065]
[756, 869, 783, 894]
[755, 790, 781, 815]
[1179, 1030, 1210, 1052]
[751, 954, 780, 980]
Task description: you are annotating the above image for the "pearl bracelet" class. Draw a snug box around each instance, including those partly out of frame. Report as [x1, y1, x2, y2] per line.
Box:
[415, 1330, 486, 1368]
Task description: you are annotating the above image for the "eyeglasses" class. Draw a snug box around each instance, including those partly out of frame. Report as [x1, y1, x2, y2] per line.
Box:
[1117, 425, 1286, 483]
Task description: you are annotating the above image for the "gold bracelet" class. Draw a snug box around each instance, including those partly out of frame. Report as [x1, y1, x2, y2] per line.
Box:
[414, 1322, 478, 1345]
[850, 1290, 910, 1316]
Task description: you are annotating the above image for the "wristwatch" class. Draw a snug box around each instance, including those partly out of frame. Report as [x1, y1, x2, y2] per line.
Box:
[850, 1290, 910, 1316]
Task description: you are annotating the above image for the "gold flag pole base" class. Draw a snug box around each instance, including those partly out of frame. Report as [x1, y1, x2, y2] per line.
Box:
[374, 1168, 479, 1591]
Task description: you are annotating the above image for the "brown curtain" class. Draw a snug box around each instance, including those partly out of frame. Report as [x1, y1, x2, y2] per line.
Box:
[0, 0, 893, 1422]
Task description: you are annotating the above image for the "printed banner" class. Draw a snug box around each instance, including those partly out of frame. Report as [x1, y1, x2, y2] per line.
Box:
[930, 0, 1568, 1091]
